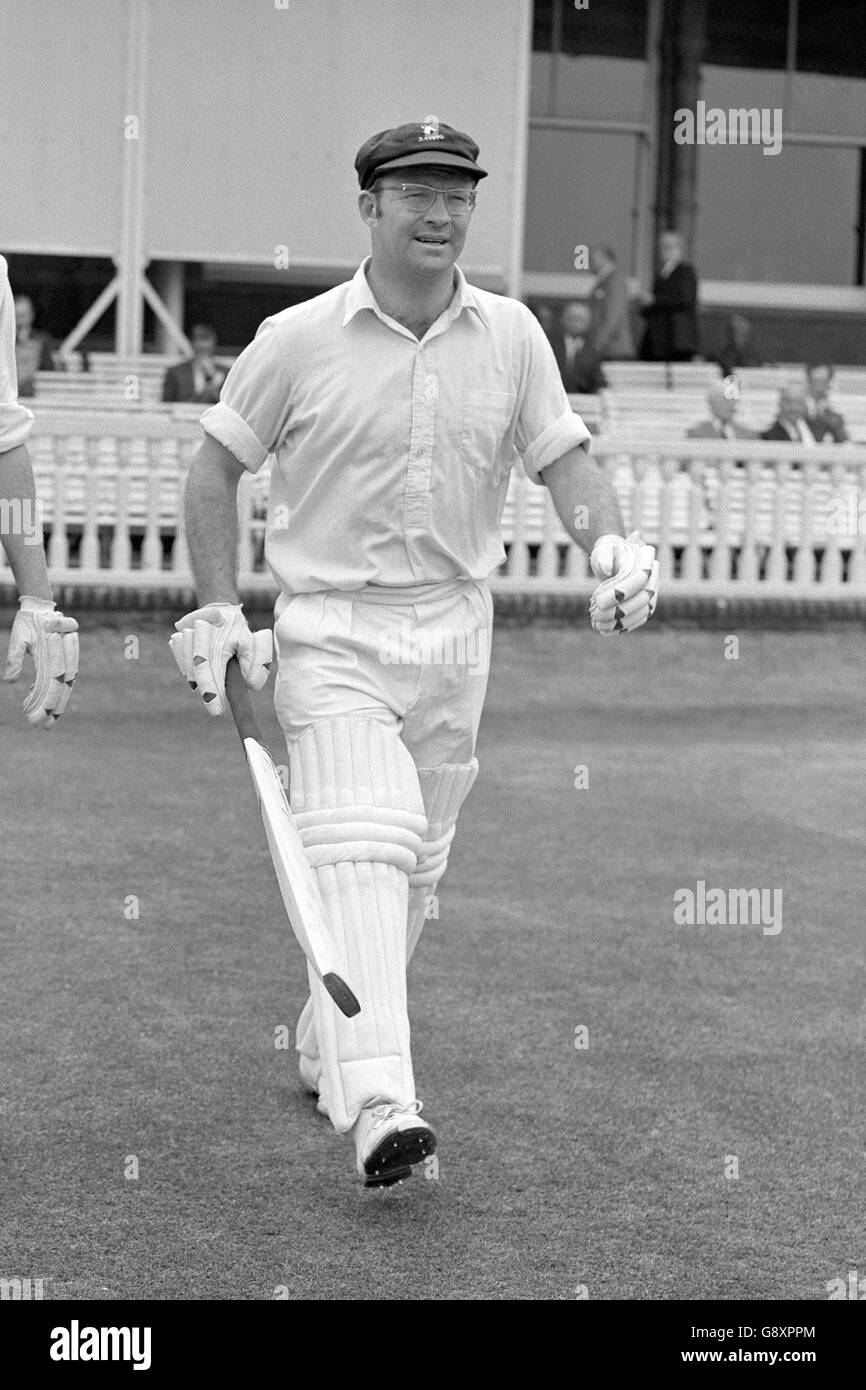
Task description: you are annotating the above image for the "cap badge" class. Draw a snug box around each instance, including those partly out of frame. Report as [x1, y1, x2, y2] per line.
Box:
[419, 114, 444, 142]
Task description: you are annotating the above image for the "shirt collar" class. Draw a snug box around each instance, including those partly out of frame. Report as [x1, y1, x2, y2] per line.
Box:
[342, 257, 490, 330]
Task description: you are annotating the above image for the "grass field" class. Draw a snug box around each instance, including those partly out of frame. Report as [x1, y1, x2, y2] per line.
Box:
[1, 621, 864, 1301]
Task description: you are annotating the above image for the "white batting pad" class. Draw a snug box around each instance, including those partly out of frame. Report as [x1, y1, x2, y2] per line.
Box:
[407, 760, 479, 963]
[289, 718, 427, 1132]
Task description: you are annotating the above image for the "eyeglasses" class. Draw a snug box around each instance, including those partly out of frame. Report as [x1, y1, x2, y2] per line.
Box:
[376, 182, 476, 215]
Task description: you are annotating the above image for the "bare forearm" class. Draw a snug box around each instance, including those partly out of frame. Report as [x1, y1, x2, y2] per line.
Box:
[0, 444, 52, 600]
[183, 440, 245, 604]
[541, 447, 625, 555]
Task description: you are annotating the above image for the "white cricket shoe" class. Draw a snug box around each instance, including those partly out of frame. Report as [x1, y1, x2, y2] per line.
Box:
[353, 1100, 436, 1189]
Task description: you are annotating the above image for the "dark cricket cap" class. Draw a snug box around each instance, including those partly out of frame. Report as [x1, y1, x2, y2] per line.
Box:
[355, 118, 488, 189]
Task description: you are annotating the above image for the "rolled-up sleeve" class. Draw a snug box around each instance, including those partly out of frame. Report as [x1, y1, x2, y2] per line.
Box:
[200, 318, 293, 473]
[515, 310, 591, 484]
[0, 257, 34, 454]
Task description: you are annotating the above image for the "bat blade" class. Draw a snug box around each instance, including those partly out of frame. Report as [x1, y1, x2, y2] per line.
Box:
[241, 738, 361, 1018]
[224, 660, 361, 1019]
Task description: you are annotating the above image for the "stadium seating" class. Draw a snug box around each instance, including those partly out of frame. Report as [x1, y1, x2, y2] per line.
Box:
[569, 371, 866, 443]
[33, 353, 237, 409]
[600, 388, 710, 438]
[601, 361, 722, 391]
[34, 370, 164, 406]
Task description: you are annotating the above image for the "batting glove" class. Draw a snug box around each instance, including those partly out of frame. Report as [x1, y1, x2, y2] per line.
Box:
[169, 602, 272, 715]
[589, 531, 659, 634]
[3, 596, 79, 727]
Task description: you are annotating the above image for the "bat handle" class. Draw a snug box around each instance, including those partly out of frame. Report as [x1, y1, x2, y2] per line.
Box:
[225, 655, 263, 745]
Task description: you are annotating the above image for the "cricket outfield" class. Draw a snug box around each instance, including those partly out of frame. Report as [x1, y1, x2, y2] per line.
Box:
[1, 624, 863, 1300]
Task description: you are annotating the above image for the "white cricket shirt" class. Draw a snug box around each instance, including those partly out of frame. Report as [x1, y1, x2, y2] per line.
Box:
[201, 258, 590, 595]
[0, 256, 35, 454]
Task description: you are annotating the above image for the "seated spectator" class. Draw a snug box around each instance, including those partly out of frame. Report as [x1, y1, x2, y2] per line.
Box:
[805, 364, 847, 442]
[14, 294, 54, 396]
[638, 230, 699, 363]
[162, 324, 227, 404]
[588, 245, 635, 360]
[715, 314, 763, 377]
[688, 382, 757, 440]
[762, 383, 818, 443]
[551, 301, 606, 394]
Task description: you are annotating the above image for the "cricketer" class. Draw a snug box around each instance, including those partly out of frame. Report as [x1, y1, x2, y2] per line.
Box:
[0, 255, 78, 727]
[171, 120, 658, 1188]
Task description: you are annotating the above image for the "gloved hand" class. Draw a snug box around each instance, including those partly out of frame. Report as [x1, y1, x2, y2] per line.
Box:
[589, 531, 659, 634]
[3, 595, 79, 727]
[169, 602, 272, 715]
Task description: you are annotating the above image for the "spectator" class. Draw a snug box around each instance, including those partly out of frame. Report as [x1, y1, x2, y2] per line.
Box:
[14, 295, 54, 397]
[162, 324, 227, 404]
[638, 230, 699, 362]
[805, 364, 847, 442]
[687, 382, 757, 440]
[588, 245, 634, 360]
[550, 301, 606, 394]
[715, 314, 763, 377]
[761, 383, 817, 443]
[531, 301, 556, 342]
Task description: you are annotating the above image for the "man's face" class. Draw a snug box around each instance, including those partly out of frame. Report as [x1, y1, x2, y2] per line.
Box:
[659, 233, 682, 264]
[191, 329, 216, 357]
[779, 387, 807, 423]
[561, 303, 590, 337]
[362, 167, 475, 277]
[808, 367, 831, 402]
[14, 298, 34, 336]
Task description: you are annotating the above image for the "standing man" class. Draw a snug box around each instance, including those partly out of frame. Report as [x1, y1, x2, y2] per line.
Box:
[588, 245, 634, 361]
[171, 120, 659, 1189]
[13, 294, 55, 397]
[715, 313, 763, 378]
[1, 257, 78, 726]
[639, 230, 699, 363]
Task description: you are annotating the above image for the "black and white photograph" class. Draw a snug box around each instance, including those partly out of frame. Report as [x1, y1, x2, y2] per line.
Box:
[1, 0, 864, 1346]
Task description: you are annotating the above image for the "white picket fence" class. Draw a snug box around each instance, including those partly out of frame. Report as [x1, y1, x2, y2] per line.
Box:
[3, 410, 866, 597]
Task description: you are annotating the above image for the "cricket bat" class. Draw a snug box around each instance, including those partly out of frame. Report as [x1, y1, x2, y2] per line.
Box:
[224, 656, 361, 1019]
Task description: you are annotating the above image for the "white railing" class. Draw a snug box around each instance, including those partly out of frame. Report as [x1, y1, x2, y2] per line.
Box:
[2, 411, 865, 597]
[499, 438, 866, 592]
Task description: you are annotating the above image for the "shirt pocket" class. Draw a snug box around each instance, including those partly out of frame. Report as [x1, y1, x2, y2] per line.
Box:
[459, 388, 518, 476]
